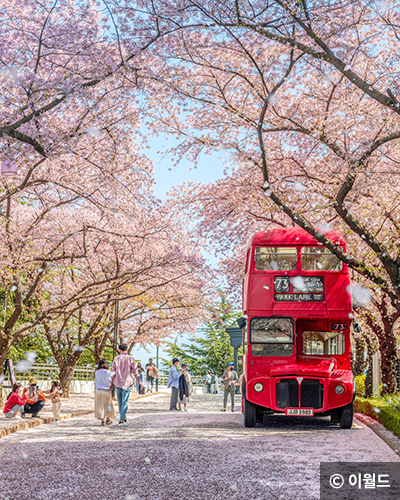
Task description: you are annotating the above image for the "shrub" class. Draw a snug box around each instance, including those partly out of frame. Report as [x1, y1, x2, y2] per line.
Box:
[354, 375, 366, 398]
[355, 397, 400, 440]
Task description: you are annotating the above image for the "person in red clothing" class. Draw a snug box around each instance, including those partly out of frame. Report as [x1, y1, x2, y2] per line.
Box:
[3, 383, 28, 419]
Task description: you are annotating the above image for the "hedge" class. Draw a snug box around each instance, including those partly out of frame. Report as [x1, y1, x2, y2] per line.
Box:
[355, 397, 400, 439]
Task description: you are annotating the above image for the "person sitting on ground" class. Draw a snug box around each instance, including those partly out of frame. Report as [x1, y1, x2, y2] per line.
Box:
[95, 359, 116, 426]
[44, 380, 62, 424]
[23, 377, 46, 418]
[3, 382, 28, 419]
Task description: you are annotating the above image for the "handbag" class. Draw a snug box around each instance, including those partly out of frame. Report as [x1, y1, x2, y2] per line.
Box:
[220, 382, 226, 392]
[139, 385, 146, 395]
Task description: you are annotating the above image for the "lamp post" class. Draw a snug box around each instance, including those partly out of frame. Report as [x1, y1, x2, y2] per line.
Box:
[156, 345, 159, 392]
[112, 299, 119, 398]
[113, 299, 119, 361]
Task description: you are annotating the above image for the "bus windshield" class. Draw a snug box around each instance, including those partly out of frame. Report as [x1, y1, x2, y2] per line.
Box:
[301, 247, 342, 271]
[303, 331, 345, 355]
[255, 247, 297, 271]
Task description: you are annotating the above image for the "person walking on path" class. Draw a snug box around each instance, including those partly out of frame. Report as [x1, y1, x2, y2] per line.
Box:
[205, 371, 212, 394]
[145, 358, 159, 393]
[3, 383, 28, 419]
[43, 381, 62, 424]
[136, 362, 144, 393]
[94, 359, 116, 426]
[110, 344, 143, 427]
[167, 358, 180, 411]
[221, 363, 239, 412]
[211, 372, 218, 394]
[178, 364, 193, 412]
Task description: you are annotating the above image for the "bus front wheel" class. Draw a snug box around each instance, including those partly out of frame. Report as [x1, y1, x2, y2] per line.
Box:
[340, 403, 354, 429]
[244, 398, 257, 427]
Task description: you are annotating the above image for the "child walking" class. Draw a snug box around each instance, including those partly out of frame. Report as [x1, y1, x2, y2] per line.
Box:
[44, 381, 62, 423]
[3, 383, 28, 419]
[95, 359, 116, 425]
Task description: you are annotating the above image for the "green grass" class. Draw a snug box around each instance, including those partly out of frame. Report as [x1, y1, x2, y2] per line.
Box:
[355, 396, 400, 439]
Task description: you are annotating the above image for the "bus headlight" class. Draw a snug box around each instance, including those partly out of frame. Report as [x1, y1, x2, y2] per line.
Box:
[254, 383, 264, 392]
[335, 384, 345, 395]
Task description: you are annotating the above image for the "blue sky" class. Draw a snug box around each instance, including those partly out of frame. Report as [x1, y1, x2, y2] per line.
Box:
[147, 135, 226, 200]
[129, 136, 226, 366]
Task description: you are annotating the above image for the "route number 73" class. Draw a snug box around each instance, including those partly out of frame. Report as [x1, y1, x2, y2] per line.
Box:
[274, 277, 290, 292]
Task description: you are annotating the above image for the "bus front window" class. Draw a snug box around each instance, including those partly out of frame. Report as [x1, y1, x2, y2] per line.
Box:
[255, 247, 297, 271]
[303, 331, 345, 355]
[301, 247, 342, 271]
[250, 318, 294, 357]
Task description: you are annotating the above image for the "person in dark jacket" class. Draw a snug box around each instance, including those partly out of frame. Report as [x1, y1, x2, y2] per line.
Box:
[178, 364, 193, 412]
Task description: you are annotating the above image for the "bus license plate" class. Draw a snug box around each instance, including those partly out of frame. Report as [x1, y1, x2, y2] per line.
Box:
[285, 408, 314, 416]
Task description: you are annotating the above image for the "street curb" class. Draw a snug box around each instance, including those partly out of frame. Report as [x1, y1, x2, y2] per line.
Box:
[0, 410, 93, 439]
[355, 412, 400, 457]
[0, 392, 160, 439]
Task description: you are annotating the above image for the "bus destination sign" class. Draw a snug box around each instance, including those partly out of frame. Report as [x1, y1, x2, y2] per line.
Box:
[275, 293, 324, 302]
[274, 276, 324, 293]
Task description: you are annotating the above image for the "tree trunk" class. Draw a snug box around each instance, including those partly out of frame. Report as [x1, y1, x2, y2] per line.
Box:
[58, 364, 75, 399]
[352, 336, 367, 376]
[0, 338, 14, 409]
[379, 332, 397, 394]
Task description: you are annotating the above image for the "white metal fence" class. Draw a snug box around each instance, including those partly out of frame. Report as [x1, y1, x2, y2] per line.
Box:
[2, 365, 218, 398]
[11, 363, 95, 384]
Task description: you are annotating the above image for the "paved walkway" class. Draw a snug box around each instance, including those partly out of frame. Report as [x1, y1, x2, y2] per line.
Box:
[0, 391, 155, 438]
[0, 393, 398, 500]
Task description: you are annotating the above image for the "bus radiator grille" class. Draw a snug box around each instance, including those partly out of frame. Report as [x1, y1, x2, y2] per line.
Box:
[300, 379, 324, 409]
[276, 379, 299, 409]
[276, 378, 324, 410]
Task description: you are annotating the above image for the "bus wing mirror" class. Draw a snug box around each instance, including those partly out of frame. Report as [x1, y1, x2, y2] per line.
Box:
[353, 322, 361, 333]
[237, 317, 247, 329]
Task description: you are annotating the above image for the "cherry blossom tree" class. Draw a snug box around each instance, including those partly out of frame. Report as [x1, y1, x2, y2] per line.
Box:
[115, 0, 400, 389]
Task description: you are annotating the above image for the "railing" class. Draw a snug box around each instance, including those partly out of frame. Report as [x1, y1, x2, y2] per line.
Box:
[11, 365, 214, 387]
[12, 363, 95, 383]
[156, 375, 215, 387]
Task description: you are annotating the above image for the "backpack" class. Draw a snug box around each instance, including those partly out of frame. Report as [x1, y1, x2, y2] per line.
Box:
[211, 374, 216, 383]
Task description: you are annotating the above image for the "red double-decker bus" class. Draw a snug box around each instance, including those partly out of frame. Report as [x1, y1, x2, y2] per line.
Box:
[239, 227, 355, 428]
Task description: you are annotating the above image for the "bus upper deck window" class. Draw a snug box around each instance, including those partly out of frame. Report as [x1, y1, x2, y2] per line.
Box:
[303, 331, 345, 355]
[301, 247, 342, 271]
[254, 247, 297, 271]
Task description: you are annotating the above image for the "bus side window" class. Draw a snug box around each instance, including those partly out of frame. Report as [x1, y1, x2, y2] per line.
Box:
[245, 249, 250, 274]
[303, 331, 345, 355]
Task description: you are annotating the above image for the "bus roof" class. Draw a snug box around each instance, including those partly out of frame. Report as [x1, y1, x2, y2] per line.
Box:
[249, 227, 346, 248]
